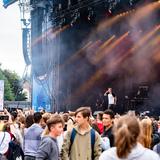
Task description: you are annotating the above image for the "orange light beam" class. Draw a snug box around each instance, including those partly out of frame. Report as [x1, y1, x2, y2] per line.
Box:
[112, 25, 160, 69]
[73, 26, 160, 97]
[32, 25, 69, 47]
[60, 41, 94, 70]
[94, 31, 129, 64]
[130, 1, 160, 26]
[93, 35, 116, 59]
[73, 32, 129, 97]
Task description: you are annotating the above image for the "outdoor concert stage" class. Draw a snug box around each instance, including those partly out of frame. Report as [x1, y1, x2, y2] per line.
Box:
[30, 0, 160, 114]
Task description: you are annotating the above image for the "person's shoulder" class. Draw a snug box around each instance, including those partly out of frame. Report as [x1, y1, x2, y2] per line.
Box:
[89, 128, 99, 141]
[40, 136, 56, 145]
[153, 143, 160, 153]
[41, 136, 52, 141]
[26, 123, 35, 130]
[144, 148, 160, 159]
[33, 124, 43, 133]
[99, 147, 116, 160]
[24, 124, 35, 133]
[94, 129, 100, 137]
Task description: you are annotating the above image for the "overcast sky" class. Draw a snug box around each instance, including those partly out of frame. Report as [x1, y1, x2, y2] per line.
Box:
[0, 1, 25, 77]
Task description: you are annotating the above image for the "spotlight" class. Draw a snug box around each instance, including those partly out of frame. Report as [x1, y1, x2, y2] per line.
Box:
[88, 7, 94, 21]
[70, 11, 80, 26]
[129, 0, 134, 6]
[59, 18, 66, 27]
[108, 9, 112, 14]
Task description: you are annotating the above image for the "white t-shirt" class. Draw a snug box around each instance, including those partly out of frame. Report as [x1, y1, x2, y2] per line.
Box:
[108, 93, 115, 105]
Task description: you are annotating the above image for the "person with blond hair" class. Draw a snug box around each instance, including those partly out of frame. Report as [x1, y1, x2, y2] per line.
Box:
[99, 115, 160, 160]
[138, 118, 152, 148]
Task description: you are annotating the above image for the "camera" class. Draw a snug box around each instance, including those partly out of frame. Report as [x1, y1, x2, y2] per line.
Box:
[0, 115, 9, 121]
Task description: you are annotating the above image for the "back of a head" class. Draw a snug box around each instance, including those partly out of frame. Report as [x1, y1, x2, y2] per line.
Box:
[68, 111, 75, 117]
[34, 112, 42, 123]
[63, 113, 69, 123]
[113, 115, 140, 158]
[97, 112, 103, 121]
[25, 115, 34, 128]
[11, 111, 18, 121]
[139, 118, 152, 148]
[42, 113, 51, 123]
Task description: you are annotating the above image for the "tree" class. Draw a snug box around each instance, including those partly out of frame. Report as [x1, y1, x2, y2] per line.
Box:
[0, 69, 14, 101]
[3, 69, 28, 101]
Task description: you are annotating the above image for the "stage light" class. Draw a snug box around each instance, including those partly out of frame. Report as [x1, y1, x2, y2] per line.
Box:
[108, 9, 112, 14]
[88, 7, 94, 21]
[59, 18, 66, 27]
[70, 10, 80, 26]
[129, 0, 134, 6]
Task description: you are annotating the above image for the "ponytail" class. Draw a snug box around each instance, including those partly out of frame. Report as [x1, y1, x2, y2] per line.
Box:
[114, 115, 140, 158]
[41, 126, 49, 137]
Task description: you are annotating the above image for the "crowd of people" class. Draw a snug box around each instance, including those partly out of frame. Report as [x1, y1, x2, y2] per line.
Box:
[0, 106, 160, 160]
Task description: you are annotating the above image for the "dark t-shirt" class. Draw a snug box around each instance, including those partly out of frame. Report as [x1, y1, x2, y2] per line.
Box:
[101, 126, 114, 147]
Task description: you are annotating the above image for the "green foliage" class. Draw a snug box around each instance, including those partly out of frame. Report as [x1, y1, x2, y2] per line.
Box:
[0, 67, 28, 101]
[16, 91, 28, 101]
[0, 69, 14, 100]
[3, 69, 28, 101]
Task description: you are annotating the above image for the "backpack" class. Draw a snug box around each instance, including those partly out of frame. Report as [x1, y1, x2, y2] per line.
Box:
[69, 128, 95, 160]
[7, 140, 24, 160]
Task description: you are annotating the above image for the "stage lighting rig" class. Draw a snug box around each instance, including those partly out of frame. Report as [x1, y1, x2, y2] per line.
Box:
[70, 9, 80, 26]
[108, 0, 120, 12]
[129, 0, 134, 5]
[29, 0, 154, 28]
[59, 16, 66, 27]
[87, 7, 94, 21]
